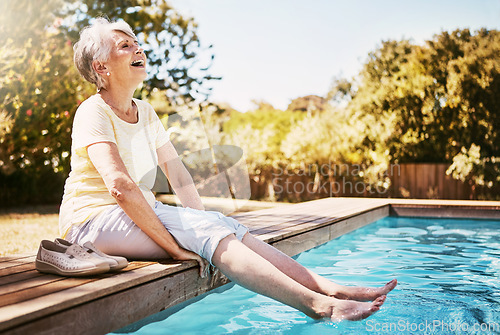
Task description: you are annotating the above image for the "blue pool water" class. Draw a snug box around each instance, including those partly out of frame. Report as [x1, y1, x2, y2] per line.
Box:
[116, 217, 500, 334]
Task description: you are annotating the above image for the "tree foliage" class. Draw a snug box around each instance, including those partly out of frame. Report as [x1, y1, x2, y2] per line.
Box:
[0, 0, 217, 206]
[223, 103, 305, 171]
[0, 0, 95, 205]
[281, 106, 394, 189]
[62, 0, 217, 103]
[339, 29, 500, 190]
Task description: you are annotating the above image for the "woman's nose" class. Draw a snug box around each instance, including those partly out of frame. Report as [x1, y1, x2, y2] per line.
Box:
[135, 46, 144, 54]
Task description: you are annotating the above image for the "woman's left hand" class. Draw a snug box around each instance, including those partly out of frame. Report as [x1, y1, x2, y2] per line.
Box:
[171, 247, 209, 278]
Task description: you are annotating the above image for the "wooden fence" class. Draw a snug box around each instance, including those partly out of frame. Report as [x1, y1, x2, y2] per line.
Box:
[156, 163, 480, 201]
[389, 163, 472, 199]
[247, 163, 477, 201]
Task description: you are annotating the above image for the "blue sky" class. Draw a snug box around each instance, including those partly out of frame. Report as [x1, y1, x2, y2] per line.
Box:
[169, 0, 500, 112]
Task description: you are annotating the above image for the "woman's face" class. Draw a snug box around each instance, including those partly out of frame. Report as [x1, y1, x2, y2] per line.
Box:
[105, 30, 147, 87]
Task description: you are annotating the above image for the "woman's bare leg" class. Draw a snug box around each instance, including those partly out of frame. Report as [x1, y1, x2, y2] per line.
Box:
[241, 233, 397, 301]
[212, 234, 386, 321]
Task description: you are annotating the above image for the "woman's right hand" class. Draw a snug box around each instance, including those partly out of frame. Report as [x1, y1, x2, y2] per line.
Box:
[171, 247, 209, 278]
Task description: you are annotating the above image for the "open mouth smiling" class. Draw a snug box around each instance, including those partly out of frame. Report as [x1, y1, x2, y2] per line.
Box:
[131, 59, 145, 67]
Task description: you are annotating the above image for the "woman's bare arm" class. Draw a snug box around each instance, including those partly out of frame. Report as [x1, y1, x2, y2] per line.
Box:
[86, 141, 208, 276]
[157, 141, 205, 210]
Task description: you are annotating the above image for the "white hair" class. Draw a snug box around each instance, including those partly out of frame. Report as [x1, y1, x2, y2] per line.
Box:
[73, 17, 137, 89]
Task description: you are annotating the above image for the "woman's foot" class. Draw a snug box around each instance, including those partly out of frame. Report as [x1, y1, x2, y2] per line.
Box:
[331, 279, 397, 302]
[313, 295, 386, 321]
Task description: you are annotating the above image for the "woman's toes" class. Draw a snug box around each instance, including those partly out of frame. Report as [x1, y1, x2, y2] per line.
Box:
[384, 279, 398, 293]
[373, 295, 386, 307]
[328, 298, 384, 322]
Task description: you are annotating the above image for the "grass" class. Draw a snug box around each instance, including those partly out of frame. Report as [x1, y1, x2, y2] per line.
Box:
[0, 206, 60, 257]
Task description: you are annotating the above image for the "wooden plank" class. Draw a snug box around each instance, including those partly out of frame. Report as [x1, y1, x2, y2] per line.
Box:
[426, 164, 435, 198]
[437, 164, 445, 198]
[390, 163, 399, 197]
[241, 214, 317, 232]
[0, 275, 67, 306]
[0, 263, 35, 277]
[435, 164, 441, 198]
[399, 164, 408, 197]
[0, 261, 158, 309]
[415, 163, 424, 197]
[235, 198, 382, 225]
[447, 167, 456, 199]
[0, 257, 36, 270]
[0, 255, 34, 264]
[403, 164, 410, 196]
[0, 270, 44, 286]
[0, 272, 104, 308]
[251, 199, 388, 241]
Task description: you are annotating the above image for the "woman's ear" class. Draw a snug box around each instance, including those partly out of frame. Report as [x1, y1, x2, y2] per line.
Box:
[92, 60, 108, 76]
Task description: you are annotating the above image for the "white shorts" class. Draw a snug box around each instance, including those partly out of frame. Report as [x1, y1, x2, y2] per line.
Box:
[66, 201, 248, 264]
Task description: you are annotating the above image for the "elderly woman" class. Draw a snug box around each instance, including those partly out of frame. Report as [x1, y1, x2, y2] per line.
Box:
[58, 17, 395, 321]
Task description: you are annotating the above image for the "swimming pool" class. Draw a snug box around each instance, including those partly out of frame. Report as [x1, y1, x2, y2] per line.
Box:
[115, 216, 500, 334]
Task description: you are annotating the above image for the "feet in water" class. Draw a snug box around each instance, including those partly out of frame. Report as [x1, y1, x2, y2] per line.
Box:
[313, 295, 387, 322]
[331, 279, 397, 302]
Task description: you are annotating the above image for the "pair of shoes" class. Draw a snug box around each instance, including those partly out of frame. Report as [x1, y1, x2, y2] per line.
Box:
[35, 240, 110, 277]
[35, 239, 129, 277]
[54, 238, 128, 271]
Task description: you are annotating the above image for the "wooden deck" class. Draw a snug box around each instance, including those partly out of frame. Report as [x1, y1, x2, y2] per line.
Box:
[1, 198, 499, 335]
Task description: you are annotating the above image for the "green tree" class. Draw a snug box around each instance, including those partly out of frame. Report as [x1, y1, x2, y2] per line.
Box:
[62, 0, 218, 103]
[0, 0, 95, 205]
[223, 102, 305, 170]
[0, 0, 218, 206]
[342, 29, 500, 192]
[281, 105, 395, 197]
